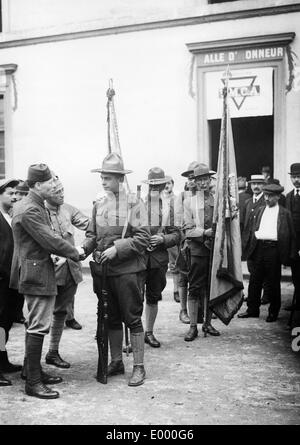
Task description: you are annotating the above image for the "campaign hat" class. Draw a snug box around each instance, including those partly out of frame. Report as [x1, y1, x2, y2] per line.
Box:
[142, 167, 172, 185]
[181, 161, 200, 178]
[91, 153, 132, 175]
[193, 164, 215, 179]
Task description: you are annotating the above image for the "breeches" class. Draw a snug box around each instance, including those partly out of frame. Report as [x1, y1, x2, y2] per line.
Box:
[25, 294, 56, 336]
[188, 255, 209, 301]
[54, 272, 77, 317]
[140, 266, 168, 305]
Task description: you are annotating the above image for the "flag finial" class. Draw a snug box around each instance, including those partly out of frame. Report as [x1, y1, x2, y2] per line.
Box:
[222, 65, 232, 88]
[107, 78, 115, 100]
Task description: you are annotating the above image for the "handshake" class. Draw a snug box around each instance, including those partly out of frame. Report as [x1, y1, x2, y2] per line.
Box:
[76, 246, 87, 261]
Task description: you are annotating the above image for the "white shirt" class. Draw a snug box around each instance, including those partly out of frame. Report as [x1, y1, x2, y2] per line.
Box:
[253, 192, 263, 204]
[255, 204, 279, 241]
[0, 208, 12, 227]
[294, 188, 300, 197]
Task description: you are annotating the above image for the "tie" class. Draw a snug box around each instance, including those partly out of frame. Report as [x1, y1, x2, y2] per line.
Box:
[254, 197, 257, 204]
[295, 189, 300, 200]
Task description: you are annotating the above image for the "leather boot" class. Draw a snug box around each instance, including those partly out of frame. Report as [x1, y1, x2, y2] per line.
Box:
[0, 351, 22, 373]
[179, 310, 190, 324]
[107, 360, 125, 376]
[21, 358, 62, 385]
[45, 350, 70, 369]
[202, 324, 220, 336]
[0, 371, 12, 386]
[25, 334, 59, 400]
[144, 331, 160, 348]
[184, 326, 198, 342]
[128, 365, 146, 387]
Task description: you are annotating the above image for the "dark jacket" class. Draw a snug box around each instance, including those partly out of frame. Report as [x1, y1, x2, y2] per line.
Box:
[10, 190, 80, 296]
[238, 191, 251, 227]
[248, 204, 297, 266]
[83, 189, 150, 276]
[241, 194, 265, 260]
[0, 211, 14, 280]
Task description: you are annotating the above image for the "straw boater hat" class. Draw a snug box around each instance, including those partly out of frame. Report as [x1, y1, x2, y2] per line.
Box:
[248, 174, 265, 183]
[142, 167, 172, 185]
[193, 164, 215, 179]
[91, 153, 132, 175]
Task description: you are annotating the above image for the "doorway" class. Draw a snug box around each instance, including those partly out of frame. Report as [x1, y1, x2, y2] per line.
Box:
[209, 115, 274, 179]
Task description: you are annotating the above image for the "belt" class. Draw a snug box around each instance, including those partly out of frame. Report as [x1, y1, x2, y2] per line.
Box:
[259, 240, 278, 246]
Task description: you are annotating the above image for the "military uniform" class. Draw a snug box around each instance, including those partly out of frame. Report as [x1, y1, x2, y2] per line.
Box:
[45, 201, 90, 368]
[83, 152, 150, 386]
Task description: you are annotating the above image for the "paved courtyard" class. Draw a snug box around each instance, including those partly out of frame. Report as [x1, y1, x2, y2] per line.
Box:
[0, 273, 299, 425]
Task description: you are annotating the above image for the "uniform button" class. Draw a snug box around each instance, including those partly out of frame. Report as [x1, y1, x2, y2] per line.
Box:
[33, 262, 36, 266]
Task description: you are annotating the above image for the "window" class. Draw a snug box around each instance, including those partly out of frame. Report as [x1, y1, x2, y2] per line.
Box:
[0, 95, 4, 179]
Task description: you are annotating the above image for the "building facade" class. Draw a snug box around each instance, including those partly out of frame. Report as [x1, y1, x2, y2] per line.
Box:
[0, 0, 300, 208]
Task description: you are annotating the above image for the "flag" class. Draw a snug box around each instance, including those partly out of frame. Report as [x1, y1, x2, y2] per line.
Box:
[208, 67, 244, 325]
[106, 79, 130, 193]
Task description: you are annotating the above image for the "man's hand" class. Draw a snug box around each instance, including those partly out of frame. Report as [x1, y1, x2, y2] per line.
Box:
[204, 228, 213, 238]
[149, 235, 164, 248]
[100, 246, 117, 263]
[51, 255, 67, 267]
[76, 246, 86, 260]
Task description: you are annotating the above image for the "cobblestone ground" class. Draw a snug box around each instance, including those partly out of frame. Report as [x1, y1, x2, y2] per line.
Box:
[0, 273, 300, 425]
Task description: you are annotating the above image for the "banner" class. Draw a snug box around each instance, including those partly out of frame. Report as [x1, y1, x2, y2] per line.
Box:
[209, 76, 244, 325]
[205, 67, 273, 119]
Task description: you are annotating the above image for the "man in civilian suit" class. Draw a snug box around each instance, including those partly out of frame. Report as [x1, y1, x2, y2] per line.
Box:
[0, 179, 22, 387]
[238, 183, 296, 321]
[286, 163, 300, 326]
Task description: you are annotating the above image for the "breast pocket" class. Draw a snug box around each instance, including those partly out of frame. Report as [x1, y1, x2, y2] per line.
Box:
[21, 259, 48, 286]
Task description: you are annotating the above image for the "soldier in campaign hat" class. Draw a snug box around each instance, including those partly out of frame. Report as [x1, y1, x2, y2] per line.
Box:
[182, 164, 220, 341]
[141, 167, 180, 348]
[82, 153, 150, 387]
[10, 164, 82, 399]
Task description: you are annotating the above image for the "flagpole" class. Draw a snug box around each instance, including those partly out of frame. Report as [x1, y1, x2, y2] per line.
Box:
[204, 65, 231, 337]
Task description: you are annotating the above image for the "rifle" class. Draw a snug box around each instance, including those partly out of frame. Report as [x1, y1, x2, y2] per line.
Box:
[90, 260, 109, 384]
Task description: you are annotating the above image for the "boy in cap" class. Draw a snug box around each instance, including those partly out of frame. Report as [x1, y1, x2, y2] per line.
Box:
[44, 177, 90, 369]
[82, 153, 150, 386]
[182, 164, 220, 341]
[0, 178, 22, 387]
[141, 167, 181, 348]
[10, 164, 82, 399]
[239, 183, 296, 322]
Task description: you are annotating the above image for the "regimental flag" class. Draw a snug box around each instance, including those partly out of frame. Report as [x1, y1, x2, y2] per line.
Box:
[209, 67, 244, 325]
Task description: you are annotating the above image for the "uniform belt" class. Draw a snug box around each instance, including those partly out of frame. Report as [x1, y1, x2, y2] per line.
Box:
[259, 240, 278, 246]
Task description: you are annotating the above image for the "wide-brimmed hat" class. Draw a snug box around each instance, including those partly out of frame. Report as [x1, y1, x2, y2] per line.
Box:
[289, 163, 300, 176]
[181, 161, 200, 178]
[263, 183, 284, 194]
[91, 153, 132, 175]
[248, 174, 265, 183]
[193, 164, 215, 179]
[27, 164, 52, 184]
[142, 167, 172, 185]
[0, 178, 19, 193]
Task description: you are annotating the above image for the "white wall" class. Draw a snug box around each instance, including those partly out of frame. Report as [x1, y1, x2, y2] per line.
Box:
[0, 10, 300, 209]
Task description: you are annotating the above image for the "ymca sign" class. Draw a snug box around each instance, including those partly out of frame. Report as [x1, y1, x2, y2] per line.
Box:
[206, 67, 273, 119]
